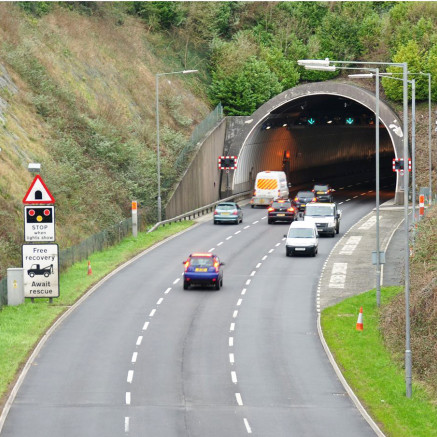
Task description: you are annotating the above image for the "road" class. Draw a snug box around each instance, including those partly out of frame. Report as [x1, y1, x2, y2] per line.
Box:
[1, 179, 395, 436]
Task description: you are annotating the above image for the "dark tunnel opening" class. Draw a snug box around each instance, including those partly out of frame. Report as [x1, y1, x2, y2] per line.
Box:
[235, 94, 396, 193]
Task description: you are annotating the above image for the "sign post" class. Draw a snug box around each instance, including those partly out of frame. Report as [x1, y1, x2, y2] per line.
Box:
[21, 174, 58, 303]
[132, 201, 138, 238]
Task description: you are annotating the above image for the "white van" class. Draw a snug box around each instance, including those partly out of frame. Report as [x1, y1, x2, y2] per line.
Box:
[250, 171, 288, 207]
[284, 221, 319, 257]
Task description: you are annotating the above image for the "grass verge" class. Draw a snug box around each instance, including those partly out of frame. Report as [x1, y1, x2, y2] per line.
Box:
[322, 286, 437, 437]
[0, 220, 194, 409]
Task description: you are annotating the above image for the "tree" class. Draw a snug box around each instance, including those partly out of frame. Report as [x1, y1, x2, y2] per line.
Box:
[383, 40, 427, 102]
[209, 57, 282, 116]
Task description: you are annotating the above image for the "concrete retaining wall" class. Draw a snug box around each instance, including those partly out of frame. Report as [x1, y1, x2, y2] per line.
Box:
[165, 119, 226, 219]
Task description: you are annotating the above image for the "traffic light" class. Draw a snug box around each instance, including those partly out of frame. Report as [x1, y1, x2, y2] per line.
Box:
[218, 156, 238, 170]
[26, 207, 53, 223]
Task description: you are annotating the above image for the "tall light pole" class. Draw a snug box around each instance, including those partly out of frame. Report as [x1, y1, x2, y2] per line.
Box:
[155, 69, 198, 222]
[298, 58, 412, 398]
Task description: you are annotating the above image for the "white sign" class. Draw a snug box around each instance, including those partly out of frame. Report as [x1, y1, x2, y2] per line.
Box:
[22, 244, 59, 298]
[24, 206, 55, 242]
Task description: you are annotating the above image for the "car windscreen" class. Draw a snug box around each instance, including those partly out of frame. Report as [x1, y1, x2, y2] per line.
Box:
[305, 205, 334, 216]
[190, 257, 213, 267]
[314, 185, 328, 191]
[216, 204, 235, 211]
[288, 228, 314, 238]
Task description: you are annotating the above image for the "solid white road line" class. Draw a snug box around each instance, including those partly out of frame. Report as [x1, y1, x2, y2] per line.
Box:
[136, 336, 143, 346]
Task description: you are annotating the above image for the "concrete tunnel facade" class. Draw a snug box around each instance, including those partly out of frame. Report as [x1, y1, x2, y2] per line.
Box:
[221, 82, 405, 203]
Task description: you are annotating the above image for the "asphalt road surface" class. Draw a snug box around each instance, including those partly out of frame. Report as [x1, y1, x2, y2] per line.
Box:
[1, 178, 395, 437]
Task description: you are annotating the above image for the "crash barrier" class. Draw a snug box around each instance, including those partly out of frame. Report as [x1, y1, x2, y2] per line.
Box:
[148, 190, 252, 233]
[58, 207, 152, 272]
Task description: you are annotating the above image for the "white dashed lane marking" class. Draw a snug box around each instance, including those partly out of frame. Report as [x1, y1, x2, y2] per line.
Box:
[244, 418, 252, 434]
[231, 371, 238, 384]
[173, 278, 180, 284]
[126, 392, 131, 405]
[131, 352, 138, 363]
[142, 321, 149, 331]
[230, 323, 235, 331]
[236, 393, 243, 406]
[149, 309, 156, 317]
[136, 336, 143, 346]
[127, 370, 134, 383]
[217, 242, 223, 246]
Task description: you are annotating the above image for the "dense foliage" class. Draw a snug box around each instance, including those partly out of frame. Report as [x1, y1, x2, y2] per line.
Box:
[125, 1, 437, 114]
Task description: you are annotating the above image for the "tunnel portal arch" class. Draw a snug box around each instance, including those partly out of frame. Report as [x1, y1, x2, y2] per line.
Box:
[223, 82, 405, 203]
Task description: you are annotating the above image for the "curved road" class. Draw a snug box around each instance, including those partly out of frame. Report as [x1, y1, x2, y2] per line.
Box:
[1, 180, 394, 436]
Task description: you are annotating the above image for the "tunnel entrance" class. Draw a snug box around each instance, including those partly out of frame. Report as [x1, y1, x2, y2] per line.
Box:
[222, 82, 405, 203]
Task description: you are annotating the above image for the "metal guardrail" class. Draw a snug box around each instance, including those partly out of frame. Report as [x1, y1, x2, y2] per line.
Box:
[148, 191, 252, 233]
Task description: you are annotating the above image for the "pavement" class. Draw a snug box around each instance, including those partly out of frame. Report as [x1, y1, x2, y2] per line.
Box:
[318, 200, 406, 310]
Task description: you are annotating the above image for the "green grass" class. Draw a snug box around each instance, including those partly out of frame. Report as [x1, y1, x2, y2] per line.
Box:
[322, 287, 437, 437]
[0, 220, 193, 404]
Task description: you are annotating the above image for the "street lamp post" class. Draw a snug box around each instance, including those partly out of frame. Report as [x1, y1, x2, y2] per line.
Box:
[298, 58, 412, 398]
[155, 69, 198, 222]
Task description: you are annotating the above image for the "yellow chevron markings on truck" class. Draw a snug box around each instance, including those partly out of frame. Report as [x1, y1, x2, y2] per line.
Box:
[256, 179, 278, 190]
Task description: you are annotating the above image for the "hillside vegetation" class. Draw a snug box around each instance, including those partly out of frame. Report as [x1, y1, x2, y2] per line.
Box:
[1, 1, 437, 400]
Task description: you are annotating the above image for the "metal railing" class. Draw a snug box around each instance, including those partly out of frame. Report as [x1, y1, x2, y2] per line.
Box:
[148, 190, 252, 233]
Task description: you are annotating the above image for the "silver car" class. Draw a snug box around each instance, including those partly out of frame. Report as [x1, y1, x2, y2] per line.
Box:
[213, 202, 243, 225]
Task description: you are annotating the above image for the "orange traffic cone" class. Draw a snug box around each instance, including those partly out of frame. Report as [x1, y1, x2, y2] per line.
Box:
[356, 307, 363, 331]
[87, 260, 92, 276]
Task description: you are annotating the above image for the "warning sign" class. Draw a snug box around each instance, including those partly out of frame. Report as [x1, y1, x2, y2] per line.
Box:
[22, 175, 55, 204]
[24, 206, 55, 242]
[22, 244, 59, 298]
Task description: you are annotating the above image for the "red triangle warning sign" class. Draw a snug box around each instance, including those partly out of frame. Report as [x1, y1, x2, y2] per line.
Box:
[23, 175, 55, 204]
